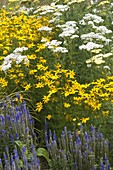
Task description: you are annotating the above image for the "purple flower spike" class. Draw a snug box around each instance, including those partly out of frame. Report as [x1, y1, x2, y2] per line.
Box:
[22, 146, 26, 154]
[14, 149, 19, 160]
[10, 134, 14, 141]
[100, 162, 105, 170]
[53, 131, 56, 141]
[16, 132, 19, 140]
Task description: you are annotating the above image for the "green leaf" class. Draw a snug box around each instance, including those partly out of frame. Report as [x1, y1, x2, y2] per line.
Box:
[15, 140, 24, 148]
[36, 148, 51, 167]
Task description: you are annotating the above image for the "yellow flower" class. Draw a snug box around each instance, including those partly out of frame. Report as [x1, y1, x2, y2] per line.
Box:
[0, 56, 4, 60]
[23, 84, 31, 91]
[3, 50, 8, 55]
[36, 102, 43, 112]
[64, 91, 70, 97]
[68, 70, 75, 79]
[37, 64, 48, 71]
[64, 102, 71, 108]
[0, 78, 8, 87]
[43, 95, 50, 104]
[102, 111, 109, 116]
[55, 63, 62, 69]
[39, 57, 46, 64]
[27, 43, 35, 48]
[18, 73, 24, 77]
[35, 44, 45, 52]
[48, 85, 58, 95]
[27, 54, 36, 60]
[29, 70, 37, 75]
[35, 82, 44, 88]
[81, 117, 89, 123]
[47, 114, 52, 120]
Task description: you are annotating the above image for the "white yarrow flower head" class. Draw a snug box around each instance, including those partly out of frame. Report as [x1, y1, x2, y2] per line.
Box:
[79, 13, 104, 25]
[55, 5, 69, 12]
[96, 26, 112, 34]
[53, 12, 62, 16]
[45, 40, 62, 47]
[38, 26, 52, 32]
[58, 21, 78, 38]
[13, 47, 28, 53]
[1, 47, 29, 72]
[53, 47, 68, 53]
[79, 42, 103, 51]
[2, 61, 12, 72]
[70, 35, 79, 39]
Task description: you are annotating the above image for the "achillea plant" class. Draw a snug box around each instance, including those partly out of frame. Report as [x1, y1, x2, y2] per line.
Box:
[45, 123, 110, 170]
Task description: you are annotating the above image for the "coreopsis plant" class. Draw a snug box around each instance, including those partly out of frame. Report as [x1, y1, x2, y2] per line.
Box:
[0, 0, 113, 129]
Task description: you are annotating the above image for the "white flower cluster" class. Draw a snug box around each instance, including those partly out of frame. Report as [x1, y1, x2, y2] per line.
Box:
[96, 26, 112, 34]
[44, 39, 68, 53]
[34, 3, 69, 24]
[79, 13, 112, 51]
[79, 42, 103, 51]
[38, 26, 52, 32]
[18, 6, 34, 15]
[1, 47, 29, 72]
[44, 40, 62, 48]
[57, 21, 78, 38]
[34, 3, 69, 16]
[86, 52, 112, 65]
[79, 13, 104, 25]
[81, 32, 112, 44]
[52, 47, 68, 53]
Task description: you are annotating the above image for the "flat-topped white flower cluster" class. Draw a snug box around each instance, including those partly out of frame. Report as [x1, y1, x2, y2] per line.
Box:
[1, 47, 29, 72]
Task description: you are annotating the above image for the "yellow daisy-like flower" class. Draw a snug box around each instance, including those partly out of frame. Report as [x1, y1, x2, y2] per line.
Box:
[36, 102, 43, 112]
[43, 95, 50, 104]
[64, 102, 71, 108]
[23, 84, 31, 91]
[39, 57, 46, 64]
[27, 54, 36, 60]
[35, 82, 45, 88]
[47, 114, 52, 120]
[0, 78, 8, 87]
[29, 70, 37, 75]
[81, 117, 89, 123]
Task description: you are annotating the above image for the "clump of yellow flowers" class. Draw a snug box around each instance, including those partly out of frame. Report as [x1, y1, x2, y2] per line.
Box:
[0, 7, 112, 127]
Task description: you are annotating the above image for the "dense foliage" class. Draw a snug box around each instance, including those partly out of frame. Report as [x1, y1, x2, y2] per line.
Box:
[0, 0, 113, 169]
